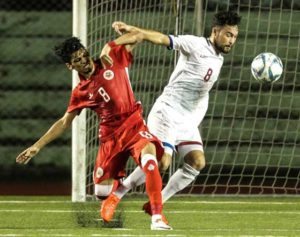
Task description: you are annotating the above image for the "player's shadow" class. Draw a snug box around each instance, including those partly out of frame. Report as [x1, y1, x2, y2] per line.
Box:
[72, 201, 124, 228]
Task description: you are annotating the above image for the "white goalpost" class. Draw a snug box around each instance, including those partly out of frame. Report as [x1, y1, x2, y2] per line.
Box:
[72, 0, 300, 201]
[72, 0, 87, 202]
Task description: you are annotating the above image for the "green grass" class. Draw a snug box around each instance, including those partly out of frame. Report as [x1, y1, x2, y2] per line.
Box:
[0, 196, 299, 236]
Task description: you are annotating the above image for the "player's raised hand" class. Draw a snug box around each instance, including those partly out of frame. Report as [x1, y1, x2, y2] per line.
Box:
[112, 21, 132, 35]
[100, 43, 113, 68]
[16, 146, 40, 164]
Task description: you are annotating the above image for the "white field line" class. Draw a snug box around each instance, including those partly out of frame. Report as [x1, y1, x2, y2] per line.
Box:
[0, 209, 300, 215]
[117, 234, 184, 236]
[0, 235, 24, 237]
[0, 201, 71, 204]
[0, 229, 299, 237]
[1, 228, 300, 232]
[0, 235, 186, 237]
[0, 200, 299, 205]
[0, 235, 290, 237]
[0, 227, 299, 237]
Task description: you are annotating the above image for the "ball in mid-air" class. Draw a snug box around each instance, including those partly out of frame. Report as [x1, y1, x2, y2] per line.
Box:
[251, 52, 283, 83]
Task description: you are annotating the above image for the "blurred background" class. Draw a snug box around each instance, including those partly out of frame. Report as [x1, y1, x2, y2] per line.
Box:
[0, 0, 299, 196]
[0, 0, 72, 195]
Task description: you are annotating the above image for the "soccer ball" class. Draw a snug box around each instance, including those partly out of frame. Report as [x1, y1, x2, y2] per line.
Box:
[251, 52, 283, 83]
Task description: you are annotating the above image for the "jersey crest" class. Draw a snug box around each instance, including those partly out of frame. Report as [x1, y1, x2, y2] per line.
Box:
[103, 69, 114, 80]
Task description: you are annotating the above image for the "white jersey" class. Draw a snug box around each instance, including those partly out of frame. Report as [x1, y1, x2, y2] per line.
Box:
[158, 35, 224, 114]
[148, 35, 225, 154]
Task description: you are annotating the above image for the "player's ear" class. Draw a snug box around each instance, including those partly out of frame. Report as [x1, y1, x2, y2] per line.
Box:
[66, 63, 73, 70]
[214, 26, 222, 35]
[213, 27, 218, 35]
[211, 27, 216, 37]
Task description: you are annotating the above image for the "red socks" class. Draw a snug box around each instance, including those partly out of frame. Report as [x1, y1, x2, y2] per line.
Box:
[142, 158, 163, 215]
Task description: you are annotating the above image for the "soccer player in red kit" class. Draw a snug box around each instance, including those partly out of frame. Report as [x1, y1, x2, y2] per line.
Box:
[15, 36, 172, 230]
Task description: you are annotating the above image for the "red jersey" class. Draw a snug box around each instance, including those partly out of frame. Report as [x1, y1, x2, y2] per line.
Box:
[67, 45, 139, 138]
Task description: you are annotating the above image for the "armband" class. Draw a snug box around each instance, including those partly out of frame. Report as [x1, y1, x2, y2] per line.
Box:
[167, 35, 173, 50]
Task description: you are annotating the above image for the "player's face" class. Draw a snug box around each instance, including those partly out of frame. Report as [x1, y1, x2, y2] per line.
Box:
[69, 48, 94, 74]
[213, 25, 238, 54]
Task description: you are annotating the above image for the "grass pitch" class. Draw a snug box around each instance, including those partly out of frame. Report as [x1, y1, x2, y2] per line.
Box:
[0, 195, 299, 236]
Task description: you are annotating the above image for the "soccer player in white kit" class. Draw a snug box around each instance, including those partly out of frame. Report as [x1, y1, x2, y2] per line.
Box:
[100, 11, 241, 220]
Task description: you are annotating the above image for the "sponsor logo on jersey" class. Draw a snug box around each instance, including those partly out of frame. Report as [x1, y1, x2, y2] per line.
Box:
[103, 70, 114, 80]
[88, 93, 93, 99]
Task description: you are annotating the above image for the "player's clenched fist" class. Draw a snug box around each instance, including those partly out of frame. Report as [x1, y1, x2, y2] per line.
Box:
[112, 21, 133, 35]
[16, 146, 40, 164]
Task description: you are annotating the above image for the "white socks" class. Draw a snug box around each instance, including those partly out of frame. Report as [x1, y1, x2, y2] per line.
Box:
[114, 162, 199, 203]
[161, 162, 199, 203]
[114, 166, 145, 199]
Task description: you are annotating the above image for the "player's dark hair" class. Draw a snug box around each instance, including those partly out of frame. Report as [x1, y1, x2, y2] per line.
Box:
[212, 11, 241, 27]
[54, 37, 85, 63]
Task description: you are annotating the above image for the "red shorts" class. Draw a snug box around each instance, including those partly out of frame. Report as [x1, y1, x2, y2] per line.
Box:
[93, 109, 164, 184]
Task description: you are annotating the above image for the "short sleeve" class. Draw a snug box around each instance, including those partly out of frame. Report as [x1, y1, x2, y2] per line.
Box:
[66, 88, 83, 114]
[110, 45, 133, 67]
[168, 35, 199, 55]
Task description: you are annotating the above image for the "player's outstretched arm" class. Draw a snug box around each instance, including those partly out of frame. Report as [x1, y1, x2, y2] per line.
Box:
[16, 111, 77, 164]
[100, 31, 144, 66]
[112, 21, 170, 46]
[100, 27, 170, 66]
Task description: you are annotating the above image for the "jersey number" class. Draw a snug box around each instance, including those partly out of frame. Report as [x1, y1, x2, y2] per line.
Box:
[139, 131, 153, 139]
[98, 87, 110, 102]
[204, 68, 213, 82]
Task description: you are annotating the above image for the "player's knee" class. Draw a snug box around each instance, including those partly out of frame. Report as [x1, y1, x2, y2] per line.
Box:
[194, 155, 206, 170]
[94, 179, 115, 200]
[141, 153, 158, 169]
[159, 153, 172, 172]
[185, 151, 206, 171]
[141, 143, 158, 169]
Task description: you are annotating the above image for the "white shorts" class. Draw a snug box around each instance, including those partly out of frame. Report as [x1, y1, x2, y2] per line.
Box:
[147, 96, 208, 157]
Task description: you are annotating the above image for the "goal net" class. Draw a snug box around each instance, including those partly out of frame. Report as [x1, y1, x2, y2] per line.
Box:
[73, 0, 300, 200]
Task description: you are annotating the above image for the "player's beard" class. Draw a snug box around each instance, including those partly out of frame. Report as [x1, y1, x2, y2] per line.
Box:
[215, 42, 232, 54]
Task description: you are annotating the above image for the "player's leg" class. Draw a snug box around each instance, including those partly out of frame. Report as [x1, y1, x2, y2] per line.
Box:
[141, 147, 203, 216]
[93, 138, 129, 222]
[98, 178, 123, 222]
[105, 128, 171, 229]
[161, 144, 205, 203]
[161, 95, 208, 202]
[140, 142, 162, 214]
[147, 100, 176, 172]
[158, 144, 173, 171]
[140, 142, 172, 230]
[110, 101, 176, 199]
[95, 178, 121, 200]
[106, 149, 172, 225]
[113, 148, 172, 199]
[113, 166, 145, 198]
[100, 154, 168, 226]
[143, 145, 204, 211]
[141, 150, 172, 220]
[99, 113, 171, 229]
